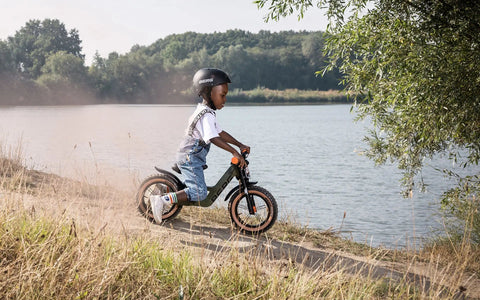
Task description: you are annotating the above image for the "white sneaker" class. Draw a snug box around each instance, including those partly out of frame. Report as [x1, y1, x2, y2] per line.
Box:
[150, 195, 164, 224]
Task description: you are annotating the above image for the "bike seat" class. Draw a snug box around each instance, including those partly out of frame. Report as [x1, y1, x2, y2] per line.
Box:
[172, 163, 208, 174]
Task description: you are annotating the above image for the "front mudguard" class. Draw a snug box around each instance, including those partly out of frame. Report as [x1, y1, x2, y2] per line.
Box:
[224, 181, 258, 202]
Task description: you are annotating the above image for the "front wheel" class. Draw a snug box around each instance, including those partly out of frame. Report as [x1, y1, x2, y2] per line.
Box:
[136, 174, 182, 222]
[228, 186, 278, 234]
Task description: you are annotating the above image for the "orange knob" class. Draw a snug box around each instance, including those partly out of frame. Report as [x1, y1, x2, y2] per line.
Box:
[231, 157, 240, 165]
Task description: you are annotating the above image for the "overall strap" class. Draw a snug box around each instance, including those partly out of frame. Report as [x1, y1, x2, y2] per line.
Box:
[187, 108, 214, 137]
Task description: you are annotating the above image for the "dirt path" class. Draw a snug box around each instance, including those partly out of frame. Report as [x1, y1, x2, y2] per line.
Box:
[155, 219, 480, 300]
[2, 167, 479, 299]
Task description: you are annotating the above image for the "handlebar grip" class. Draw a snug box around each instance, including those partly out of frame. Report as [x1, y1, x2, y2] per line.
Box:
[231, 157, 240, 165]
[241, 149, 249, 158]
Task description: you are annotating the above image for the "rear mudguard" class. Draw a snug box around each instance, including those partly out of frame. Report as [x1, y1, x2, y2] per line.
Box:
[224, 181, 258, 201]
[154, 167, 186, 189]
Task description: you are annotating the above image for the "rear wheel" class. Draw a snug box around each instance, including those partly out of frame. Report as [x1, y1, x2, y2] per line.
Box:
[136, 174, 182, 222]
[228, 186, 277, 234]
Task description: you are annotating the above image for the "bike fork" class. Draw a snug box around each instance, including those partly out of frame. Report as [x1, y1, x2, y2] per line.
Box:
[246, 190, 257, 215]
[240, 171, 257, 215]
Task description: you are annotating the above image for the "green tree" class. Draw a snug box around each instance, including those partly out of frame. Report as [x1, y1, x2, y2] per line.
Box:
[0, 40, 15, 74]
[256, 0, 480, 241]
[36, 51, 92, 104]
[301, 32, 323, 66]
[110, 53, 147, 102]
[8, 19, 83, 79]
[161, 40, 188, 67]
[180, 47, 212, 71]
[0, 39, 19, 104]
[212, 45, 250, 87]
[39, 51, 87, 83]
[88, 52, 109, 98]
[96, 51, 165, 103]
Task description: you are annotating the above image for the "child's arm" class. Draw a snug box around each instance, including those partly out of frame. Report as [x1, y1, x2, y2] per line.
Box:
[218, 131, 250, 154]
[210, 131, 249, 167]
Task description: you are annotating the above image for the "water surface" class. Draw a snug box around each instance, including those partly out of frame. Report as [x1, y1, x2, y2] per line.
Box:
[0, 104, 455, 248]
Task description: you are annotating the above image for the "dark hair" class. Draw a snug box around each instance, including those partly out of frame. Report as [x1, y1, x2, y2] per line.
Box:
[198, 86, 214, 109]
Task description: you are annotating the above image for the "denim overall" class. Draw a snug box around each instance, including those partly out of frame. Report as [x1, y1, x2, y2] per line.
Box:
[175, 109, 213, 201]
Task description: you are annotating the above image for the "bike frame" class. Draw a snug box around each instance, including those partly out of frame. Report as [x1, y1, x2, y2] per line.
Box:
[155, 162, 240, 208]
[193, 163, 239, 207]
[155, 156, 257, 212]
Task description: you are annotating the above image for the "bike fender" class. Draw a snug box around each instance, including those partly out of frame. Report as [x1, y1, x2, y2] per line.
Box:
[224, 186, 239, 202]
[154, 167, 185, 189]
[224, 181, 258, 201]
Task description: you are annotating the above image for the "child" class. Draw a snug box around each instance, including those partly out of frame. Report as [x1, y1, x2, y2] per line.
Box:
[150, 68, 250, 224]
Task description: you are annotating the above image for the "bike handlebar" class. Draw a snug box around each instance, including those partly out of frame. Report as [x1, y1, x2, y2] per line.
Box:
[231, 150, 249, 165]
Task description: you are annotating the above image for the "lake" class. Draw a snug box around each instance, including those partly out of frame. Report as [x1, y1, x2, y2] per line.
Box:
[0, 104, 455, 248]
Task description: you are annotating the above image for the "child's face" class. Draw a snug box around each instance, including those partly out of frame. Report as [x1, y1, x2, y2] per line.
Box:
[211, 83, 229, 110]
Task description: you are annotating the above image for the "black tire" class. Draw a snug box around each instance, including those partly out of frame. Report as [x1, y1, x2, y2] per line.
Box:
[136, 174, 182, 222]
[228, 186, 277, 234]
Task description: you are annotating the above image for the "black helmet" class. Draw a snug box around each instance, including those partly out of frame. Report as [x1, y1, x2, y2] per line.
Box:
[193, 68, 231, 96]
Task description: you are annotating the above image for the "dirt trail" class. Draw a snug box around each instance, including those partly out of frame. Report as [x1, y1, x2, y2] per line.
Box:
[3, 168, 479, 299]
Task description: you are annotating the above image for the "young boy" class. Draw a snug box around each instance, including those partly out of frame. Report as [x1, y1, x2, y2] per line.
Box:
[150, 68, 250, 224]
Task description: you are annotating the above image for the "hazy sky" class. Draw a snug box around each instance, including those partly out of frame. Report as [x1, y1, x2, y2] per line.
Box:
[1, 0, 329, 64]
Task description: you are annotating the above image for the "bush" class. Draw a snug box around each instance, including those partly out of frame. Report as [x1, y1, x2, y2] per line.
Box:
[441, 173, 480, 244]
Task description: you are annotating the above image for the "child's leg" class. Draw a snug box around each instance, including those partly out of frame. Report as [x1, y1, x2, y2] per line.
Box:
[150, 190, 189, 224]
[155, 157, 207, 210]
[150, 141, 208, 224]
[179, 161, 208, 202]
[160, 190, 189, 204]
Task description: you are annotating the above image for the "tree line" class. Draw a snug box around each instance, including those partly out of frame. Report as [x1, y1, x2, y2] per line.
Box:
[0, 19, 342, 105]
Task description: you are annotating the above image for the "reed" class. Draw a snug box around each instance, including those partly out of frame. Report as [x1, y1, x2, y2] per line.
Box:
[228, 88, 352, 104]
[421, 224, 480, 277]
[0, 208, 452, 299]
[0, 146, 477, 299]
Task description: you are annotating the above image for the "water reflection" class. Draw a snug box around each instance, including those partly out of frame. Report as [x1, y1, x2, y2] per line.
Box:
[0, 104, 467, 248]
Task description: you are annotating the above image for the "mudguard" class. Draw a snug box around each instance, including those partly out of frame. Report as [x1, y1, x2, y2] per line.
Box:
[224, 181, 258, 201]
[154, 167, 186, 189]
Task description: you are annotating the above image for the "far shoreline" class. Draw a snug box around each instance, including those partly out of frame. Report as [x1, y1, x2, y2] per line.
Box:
[0, 88, 357, 106]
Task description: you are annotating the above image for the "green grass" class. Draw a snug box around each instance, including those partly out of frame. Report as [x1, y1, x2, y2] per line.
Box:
[0, 141, 477, 299]
[0, 209, 436, 299]
[0, 203, 474, 299]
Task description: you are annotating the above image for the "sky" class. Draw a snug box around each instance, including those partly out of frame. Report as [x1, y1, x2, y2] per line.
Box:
[1, 0, 330, 65]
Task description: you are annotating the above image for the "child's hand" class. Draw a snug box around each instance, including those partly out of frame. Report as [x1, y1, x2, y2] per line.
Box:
[240, 144, 250, 155]
[233, 151, 247, 168]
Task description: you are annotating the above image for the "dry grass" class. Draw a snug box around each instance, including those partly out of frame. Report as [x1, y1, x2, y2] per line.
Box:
[421, 233, 480, 279]
[0, 211, 474, 299]
[0, 142, 478, 299]
[2, 208, 463, 300]
[228, 88, 352, 104]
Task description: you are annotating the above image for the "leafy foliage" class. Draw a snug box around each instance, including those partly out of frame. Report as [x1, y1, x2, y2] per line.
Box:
[36, 51, 94, 104]
[1, 21, 342, 104]
[0, 40, 15, 74]
[7, 19, 83, 78]
[256, 0, 480, 241]
[440, 173, 480, 243]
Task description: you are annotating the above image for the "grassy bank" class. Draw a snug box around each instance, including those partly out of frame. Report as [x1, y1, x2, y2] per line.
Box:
[2, 207, 473, 299]
[227, 88, 352, 104]
[1, 145, 478, 299]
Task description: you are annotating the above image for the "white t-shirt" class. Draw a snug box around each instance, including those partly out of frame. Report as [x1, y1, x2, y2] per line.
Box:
[187, 104, 222, 144]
